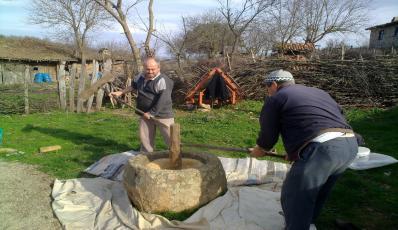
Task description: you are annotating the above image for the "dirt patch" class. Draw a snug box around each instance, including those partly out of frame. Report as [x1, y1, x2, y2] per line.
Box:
[0, 161, 61, 230]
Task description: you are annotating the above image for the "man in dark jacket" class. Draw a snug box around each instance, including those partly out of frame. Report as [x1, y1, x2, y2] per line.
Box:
[250, 69, 358, 230]
[110, 57, 174, 152]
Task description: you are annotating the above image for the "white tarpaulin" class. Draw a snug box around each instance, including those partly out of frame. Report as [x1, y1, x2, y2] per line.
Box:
[52, 147, 397, 229]
[348, 152, 398, 170]
[52, 178, 284, 230]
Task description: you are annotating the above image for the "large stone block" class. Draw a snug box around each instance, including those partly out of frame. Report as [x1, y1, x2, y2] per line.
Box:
[123, 151, 227, 213]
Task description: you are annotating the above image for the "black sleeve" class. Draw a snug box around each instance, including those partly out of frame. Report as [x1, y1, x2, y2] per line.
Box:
[256, 96, 280, 150]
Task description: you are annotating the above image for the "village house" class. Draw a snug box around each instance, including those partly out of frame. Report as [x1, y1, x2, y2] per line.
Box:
[0, 36, 99, 85]
[366, 16, 398, 49]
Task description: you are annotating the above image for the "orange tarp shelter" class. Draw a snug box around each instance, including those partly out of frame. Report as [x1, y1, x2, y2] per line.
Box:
[185, 68, 241, 107]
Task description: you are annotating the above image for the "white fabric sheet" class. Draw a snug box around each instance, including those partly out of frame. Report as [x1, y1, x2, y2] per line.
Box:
[52, 178, 285, 230]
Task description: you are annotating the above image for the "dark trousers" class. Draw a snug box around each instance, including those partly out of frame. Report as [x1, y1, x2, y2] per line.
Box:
[281, 137, 358, 230]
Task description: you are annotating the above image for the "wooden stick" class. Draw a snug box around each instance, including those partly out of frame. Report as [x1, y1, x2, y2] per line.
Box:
[181, 143, 285, 159]
[105, 88, 168, 128]
[169, 123, 182, 169]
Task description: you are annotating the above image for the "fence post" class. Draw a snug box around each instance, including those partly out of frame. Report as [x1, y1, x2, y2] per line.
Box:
[96, 57, 112, 110]
[76, 60, 87, 113]
[124, 61, 132, 106]
[58, 61, 67, 111]
[69, 64, 77, 112]
[86, 60, 98, 113]
[24, 65, 30, 114]
[341, 44, 345, 60]
[0, 64, 3, 84]
[226, 53, 232, 71]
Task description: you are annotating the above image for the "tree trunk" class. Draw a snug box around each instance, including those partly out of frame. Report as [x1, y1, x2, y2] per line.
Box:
[177, 54, 182, 70]
[121, 21, 142, 73]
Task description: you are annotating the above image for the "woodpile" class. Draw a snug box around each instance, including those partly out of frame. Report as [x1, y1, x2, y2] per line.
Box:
[275, 42, 315, 55]
[230, 57, 398, 107]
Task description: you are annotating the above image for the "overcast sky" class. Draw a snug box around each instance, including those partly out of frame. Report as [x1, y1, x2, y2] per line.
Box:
[1, 0, 397, 49]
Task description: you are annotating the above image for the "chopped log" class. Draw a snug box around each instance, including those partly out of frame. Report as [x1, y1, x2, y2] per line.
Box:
[39, 145, 62, 153]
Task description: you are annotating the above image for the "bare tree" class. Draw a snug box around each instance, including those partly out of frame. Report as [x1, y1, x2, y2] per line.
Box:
[143, 0, 155, 56]
[217, 0, 275, 55]
[94, 0, 145, 72]
[94, 39, 133, 59]
[243, 24, 275, 59]
[29, 0, 110, 112]
[302, 0, 370, 44]
[269, 0, 303, 47]
[183, 11, 235, 59]
[29, 0, 108, 59]
[153, 17, 189, 69]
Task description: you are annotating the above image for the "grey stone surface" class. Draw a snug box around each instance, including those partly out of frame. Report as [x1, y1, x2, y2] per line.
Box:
[123, 151, 227, 213]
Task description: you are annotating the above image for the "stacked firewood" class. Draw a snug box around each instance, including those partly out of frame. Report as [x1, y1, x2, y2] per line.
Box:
[230, 58, 398, 107]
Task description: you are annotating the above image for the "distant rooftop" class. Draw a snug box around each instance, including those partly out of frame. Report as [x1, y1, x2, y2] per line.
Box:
[0, 36, 79, 62]
[366, 16, 398, 30]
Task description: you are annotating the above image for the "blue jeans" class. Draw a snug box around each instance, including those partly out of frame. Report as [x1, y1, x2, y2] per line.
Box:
[281, 137, 358, 230]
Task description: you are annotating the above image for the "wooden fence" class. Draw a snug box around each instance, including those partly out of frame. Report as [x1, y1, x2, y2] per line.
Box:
[0, 59, 113, 115]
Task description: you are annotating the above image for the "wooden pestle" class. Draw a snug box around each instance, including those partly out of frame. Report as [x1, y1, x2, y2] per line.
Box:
[169, 123, 182, 169]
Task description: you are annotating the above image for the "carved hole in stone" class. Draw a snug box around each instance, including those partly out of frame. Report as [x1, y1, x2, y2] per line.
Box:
[146, 158, 203, 170]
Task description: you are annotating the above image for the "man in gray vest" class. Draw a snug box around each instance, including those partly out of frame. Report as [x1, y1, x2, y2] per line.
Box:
[110, 57, 174, 152]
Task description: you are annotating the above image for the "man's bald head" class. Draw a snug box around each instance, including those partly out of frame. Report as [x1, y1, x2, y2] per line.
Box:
[143, 57, 160, 79]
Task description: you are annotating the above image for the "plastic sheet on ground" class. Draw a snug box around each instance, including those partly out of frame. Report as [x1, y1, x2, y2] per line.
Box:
[348, 152, 398, 170]
[53, 148, 397, 229]
[52, 178, 284, 230]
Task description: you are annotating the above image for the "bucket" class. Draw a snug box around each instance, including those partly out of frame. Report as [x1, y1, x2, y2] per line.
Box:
[0, 128, 3, 145]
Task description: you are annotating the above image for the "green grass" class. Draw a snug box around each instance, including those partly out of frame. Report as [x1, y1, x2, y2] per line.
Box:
[0, 101, 397, 228]
[317, 107, 398, 229]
